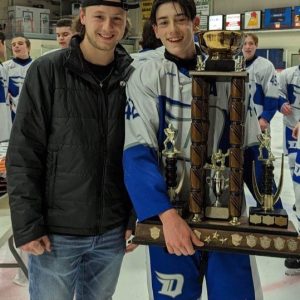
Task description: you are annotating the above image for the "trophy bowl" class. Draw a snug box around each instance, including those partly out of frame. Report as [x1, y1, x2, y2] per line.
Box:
[197, 31, 244, 71]
[198, 30, 244, 58]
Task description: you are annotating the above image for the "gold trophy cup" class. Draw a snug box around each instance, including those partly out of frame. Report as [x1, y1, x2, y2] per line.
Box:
[196, 31, 245, 72]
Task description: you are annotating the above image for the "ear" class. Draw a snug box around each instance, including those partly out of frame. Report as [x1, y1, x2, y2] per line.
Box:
[152, 24, 160, 39]
[80, 8, 86, 25]
[193, 16, 200, 33]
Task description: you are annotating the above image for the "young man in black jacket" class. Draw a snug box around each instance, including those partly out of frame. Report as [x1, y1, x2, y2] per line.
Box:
[6, 1, 138, 299]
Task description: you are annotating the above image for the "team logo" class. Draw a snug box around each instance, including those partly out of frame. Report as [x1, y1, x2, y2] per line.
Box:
[156, 271, 184, 298]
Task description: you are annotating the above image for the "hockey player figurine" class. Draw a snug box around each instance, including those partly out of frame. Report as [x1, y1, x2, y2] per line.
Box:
[257, 129, 275, 162]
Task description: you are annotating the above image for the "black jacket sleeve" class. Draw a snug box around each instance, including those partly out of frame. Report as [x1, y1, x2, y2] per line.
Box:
[6, 58, 53, 247]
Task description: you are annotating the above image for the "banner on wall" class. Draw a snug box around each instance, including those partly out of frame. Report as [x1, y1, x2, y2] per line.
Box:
[141, 0, 153, 21]
[294, 6, 300, 28]
[244, 11, 262, 30]
[264, 7, 292, 29]
[195, 0, 211, 16]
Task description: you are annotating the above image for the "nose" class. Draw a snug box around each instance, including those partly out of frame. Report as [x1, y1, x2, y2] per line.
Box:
[169, 20, 178, 32]
[102, 17, 113, 31]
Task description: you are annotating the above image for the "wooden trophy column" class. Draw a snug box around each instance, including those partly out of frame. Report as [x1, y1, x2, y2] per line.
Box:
[189, 77, 210, 223]
[229, 77, 245, 224]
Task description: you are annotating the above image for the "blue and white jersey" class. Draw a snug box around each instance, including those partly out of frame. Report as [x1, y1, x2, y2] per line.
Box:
[246, 56, 280, 123]
[3, 58, 32, 114]
[279, 66, 300, 129]
[124, 56, 261, 221]
[130, 46, 165, 69]
[0, 64, 11, 141]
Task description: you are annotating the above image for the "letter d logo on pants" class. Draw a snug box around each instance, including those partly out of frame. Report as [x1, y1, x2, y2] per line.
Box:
[156, 271, 184, 298]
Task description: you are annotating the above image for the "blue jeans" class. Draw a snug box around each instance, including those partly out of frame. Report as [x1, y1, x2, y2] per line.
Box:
[28, 226, 126, 300]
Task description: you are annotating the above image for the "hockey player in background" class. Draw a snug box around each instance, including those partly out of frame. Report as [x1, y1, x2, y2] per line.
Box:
[242, 33, 281, 132]
[123, 1, 264, 299]
[3, 35, 32, 122]
[278, 56, 300, 275]
[0, 32, 11, 141]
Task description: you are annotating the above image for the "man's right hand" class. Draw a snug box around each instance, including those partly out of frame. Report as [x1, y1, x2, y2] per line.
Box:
[159, 208, 204, 256]
[20, 235, 51, 255]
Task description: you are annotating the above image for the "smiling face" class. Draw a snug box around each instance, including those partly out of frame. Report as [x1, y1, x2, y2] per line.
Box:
[11, 37, 30, 59]
[152, 1, 196, 60]
[80, 2, 127, 55]
[242, 35, 257, 61]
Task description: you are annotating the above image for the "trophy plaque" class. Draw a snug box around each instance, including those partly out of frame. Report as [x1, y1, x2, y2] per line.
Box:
[133, 31, 300, 259]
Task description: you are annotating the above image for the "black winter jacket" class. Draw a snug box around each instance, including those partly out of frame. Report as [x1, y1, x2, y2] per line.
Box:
[6, 36, 134, 247]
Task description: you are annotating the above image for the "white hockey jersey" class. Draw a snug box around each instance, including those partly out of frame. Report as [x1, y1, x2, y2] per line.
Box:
[279, 65, 300, 129]
[130, 46, 165, 69]
[0, 64, 11, 141]
[124, 55, 261, 221]
[3, 58, 33, 114]
[246, 56, 280, 123]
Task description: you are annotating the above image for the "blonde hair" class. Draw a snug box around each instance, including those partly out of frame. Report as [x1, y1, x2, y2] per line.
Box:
[244, 33, 258, 46]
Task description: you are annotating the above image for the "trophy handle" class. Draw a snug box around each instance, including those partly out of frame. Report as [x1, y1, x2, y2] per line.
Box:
[252, 161, 263, 206]
[273, 153, 284, 205]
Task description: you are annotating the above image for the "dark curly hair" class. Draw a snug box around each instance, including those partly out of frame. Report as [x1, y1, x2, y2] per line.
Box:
[150, 0, 196, 25]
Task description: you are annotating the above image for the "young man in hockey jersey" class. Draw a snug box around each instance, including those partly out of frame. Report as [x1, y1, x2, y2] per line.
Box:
[242, 33, 281, 132]
[3, 35, 32, 122]
[278, 58, 300, 275]
[0, 32, 11, 141]
[124, 1, 263, 299]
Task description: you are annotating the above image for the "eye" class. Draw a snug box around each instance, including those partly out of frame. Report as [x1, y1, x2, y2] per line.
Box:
[176, 16, 187, 23]
[113, 17, 123, 23]
[157, 20, 168, 27]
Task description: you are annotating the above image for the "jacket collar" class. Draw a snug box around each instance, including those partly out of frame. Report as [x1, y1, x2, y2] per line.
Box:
[64, 35, 133, 86]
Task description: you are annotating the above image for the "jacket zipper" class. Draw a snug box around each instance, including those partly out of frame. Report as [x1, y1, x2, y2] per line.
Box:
[97, 85, 108, 232]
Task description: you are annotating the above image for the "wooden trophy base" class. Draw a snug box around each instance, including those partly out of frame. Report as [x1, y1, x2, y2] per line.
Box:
[133, 216, 300, 258]
[249, 207, 288, 228]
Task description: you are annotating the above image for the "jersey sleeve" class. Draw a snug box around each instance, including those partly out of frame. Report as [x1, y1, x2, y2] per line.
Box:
[124, 62, 172, 221]
[259, 62, 279, 122]
[278, 69, 289, 110]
